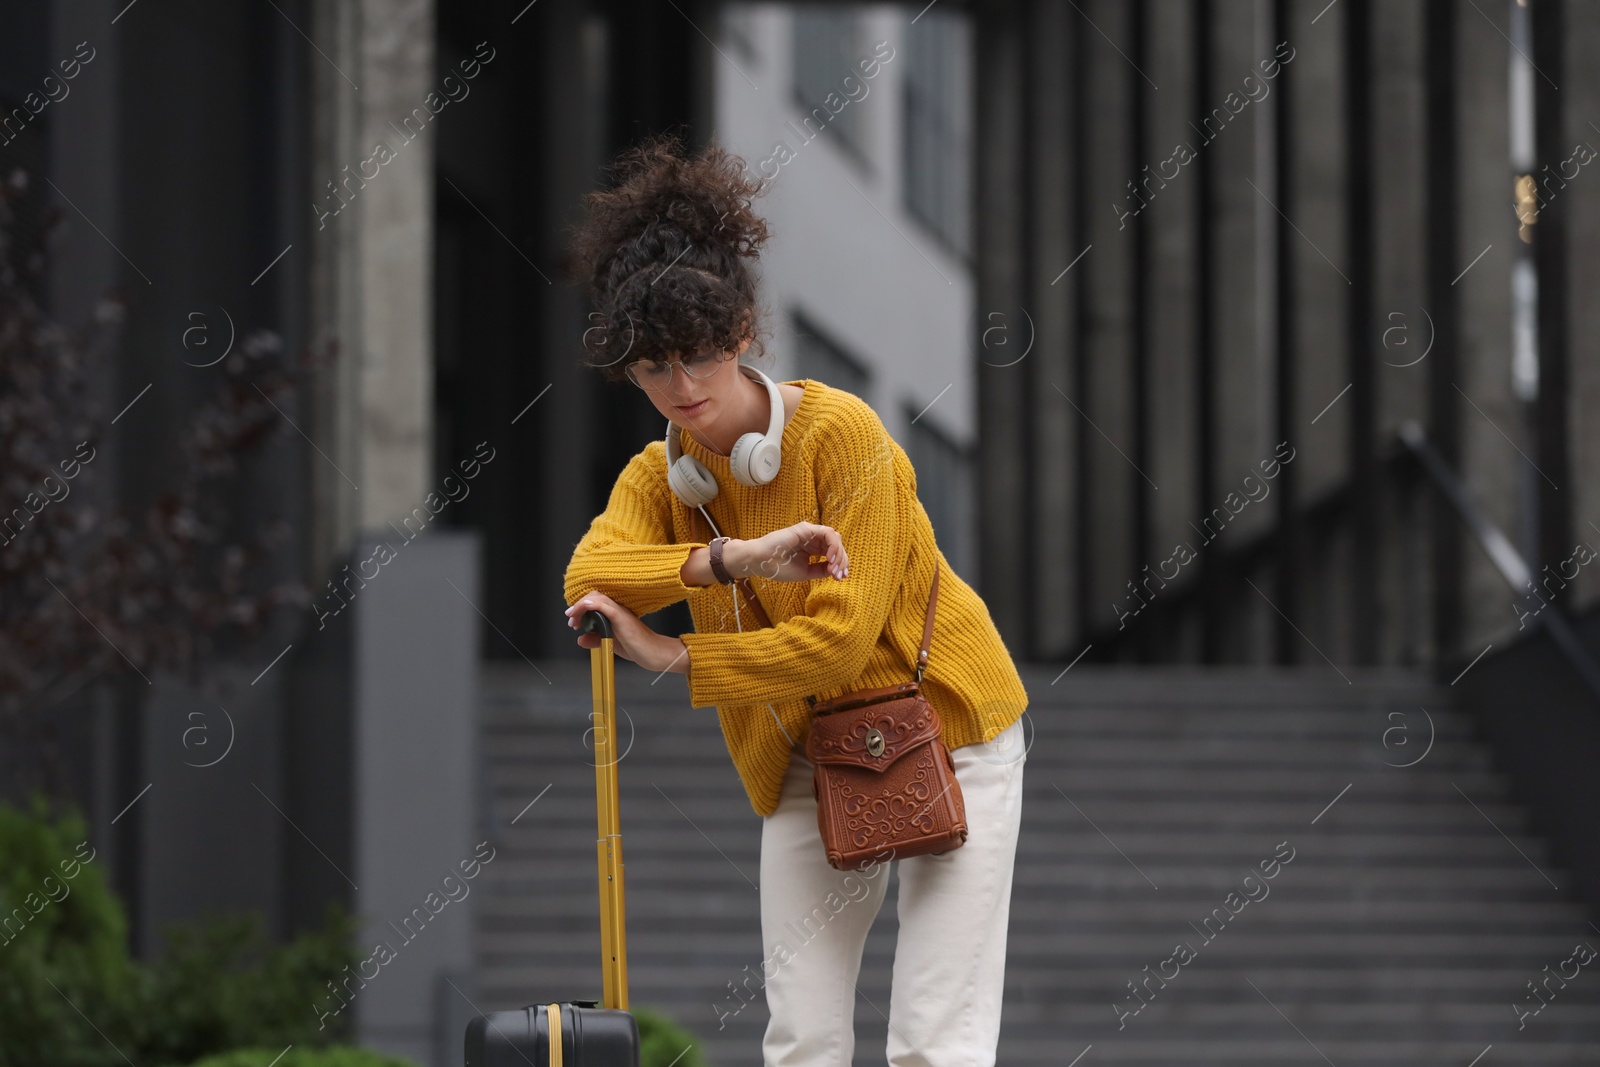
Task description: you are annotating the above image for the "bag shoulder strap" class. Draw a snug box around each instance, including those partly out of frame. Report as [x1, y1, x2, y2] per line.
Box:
[733, 575, 773, 629]
[914, 564, 939, 684]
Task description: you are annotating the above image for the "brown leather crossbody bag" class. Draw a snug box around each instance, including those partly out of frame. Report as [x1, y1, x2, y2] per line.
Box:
[721, 562, 968, 872]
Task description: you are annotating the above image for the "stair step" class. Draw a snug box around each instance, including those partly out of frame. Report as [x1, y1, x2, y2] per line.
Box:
[478, 961, 1600, 997]
[474, 893, 1586, 924]
[472, 665, 1596, 1066]
[485, 796, 1535, 828]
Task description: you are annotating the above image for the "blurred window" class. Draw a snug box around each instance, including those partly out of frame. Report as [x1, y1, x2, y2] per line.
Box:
[791, 5, 870, 168]
[904, 402, 974, 580]
[902, 9, 972, 258]
[791, 307, 872, 402]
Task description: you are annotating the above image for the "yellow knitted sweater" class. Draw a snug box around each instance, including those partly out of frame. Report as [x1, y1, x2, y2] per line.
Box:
[563, 377, 1029, 817]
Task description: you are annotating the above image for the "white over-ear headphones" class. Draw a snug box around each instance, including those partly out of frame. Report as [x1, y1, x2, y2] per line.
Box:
[664, 363, 785, 507]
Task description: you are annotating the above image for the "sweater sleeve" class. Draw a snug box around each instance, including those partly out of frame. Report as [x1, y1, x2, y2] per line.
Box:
[679, 401, 901, 707]
[563, 449, 708, 618]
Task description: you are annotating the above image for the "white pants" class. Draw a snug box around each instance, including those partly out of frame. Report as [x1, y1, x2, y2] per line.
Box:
[756, 716, 1027, 1067]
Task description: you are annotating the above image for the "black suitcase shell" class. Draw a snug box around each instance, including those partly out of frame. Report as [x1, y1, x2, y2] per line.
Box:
[464, 1000, 639, 1066]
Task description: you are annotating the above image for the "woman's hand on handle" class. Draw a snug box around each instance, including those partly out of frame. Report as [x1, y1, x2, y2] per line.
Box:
[564, 590, 689, 675]
[733, 522, 849, 583]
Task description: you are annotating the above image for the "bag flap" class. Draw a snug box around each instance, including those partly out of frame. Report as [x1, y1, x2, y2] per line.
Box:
[806, 696, 942, 771]
[810, 682, 921, 717]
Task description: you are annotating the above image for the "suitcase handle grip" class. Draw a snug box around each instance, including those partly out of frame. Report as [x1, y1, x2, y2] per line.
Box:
[578, 609, 613, 640]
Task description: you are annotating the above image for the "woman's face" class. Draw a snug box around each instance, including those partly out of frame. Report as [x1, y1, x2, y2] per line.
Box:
[633, 334, 752, 437]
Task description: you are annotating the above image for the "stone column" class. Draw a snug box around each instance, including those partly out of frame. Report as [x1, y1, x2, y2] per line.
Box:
[308, 0, 435, 580]
[305, 6, 482, 1066]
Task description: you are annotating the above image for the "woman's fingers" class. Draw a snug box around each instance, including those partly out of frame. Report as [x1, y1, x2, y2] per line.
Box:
[787, 522, 848, 580]
[810, 524, 847, 578]
[564, 590, 649, 664]
[565, 590, 616, 632]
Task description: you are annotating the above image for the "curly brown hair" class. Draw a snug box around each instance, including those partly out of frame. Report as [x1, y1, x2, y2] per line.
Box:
[563, 132, 774, 383]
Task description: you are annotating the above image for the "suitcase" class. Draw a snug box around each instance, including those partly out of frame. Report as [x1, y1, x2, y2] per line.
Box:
[464, 609, 641, 1066]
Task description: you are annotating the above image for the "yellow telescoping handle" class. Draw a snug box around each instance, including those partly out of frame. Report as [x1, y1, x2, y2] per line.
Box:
[579, 610, 629, 1012]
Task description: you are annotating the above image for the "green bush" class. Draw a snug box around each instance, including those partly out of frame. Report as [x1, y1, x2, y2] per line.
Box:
[635, 1005, 709, 1067]
[2, 795, 707, 1067]
[0, 793, 363, 1067]
[131, 904, 363, 1066]
[0, 794, 139, 1067]
[184, 1046, 421, 1067]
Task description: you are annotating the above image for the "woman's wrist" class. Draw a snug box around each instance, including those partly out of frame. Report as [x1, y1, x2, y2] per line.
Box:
[682, 544, 715, 587]
[682, 539, 750, 587]
[681, 537, 761, 588]
[658, 635, 690, 675]
[722, 537, 753, 579]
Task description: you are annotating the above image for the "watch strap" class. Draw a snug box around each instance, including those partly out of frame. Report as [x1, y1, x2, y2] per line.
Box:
[709, 536, 735, 584]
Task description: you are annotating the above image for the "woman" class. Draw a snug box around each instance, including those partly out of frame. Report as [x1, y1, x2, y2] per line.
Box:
[560, 133, 1030, 1067]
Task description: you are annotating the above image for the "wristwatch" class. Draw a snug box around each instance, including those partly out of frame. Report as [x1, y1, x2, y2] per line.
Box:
[708, 536, 735, 584]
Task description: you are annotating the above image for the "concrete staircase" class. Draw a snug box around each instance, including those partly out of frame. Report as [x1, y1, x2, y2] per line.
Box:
[474, 662, 1600, 1065]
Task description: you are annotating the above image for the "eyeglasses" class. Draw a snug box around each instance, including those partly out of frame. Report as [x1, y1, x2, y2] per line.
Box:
[624, 348, 734, 391]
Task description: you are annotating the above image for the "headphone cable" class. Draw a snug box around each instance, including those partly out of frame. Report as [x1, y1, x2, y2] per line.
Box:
[696, 503, 795, 747]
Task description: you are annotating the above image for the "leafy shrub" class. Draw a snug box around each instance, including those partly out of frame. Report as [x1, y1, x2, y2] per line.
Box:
[635, 1005, 709, 1067]
[0, 794, 139, 1067]
[131, 905, 362, 1066]
[0, 794, 362, 1067]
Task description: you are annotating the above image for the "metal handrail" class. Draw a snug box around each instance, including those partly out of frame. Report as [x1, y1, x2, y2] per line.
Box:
[1079, 444, 1413, 653]
[1397, 420, 1600, 703]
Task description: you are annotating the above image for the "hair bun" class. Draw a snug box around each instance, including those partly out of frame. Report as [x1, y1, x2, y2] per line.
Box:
[564, 134, 775, 382]
[568, 133, 771, 294]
